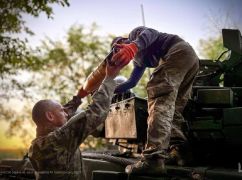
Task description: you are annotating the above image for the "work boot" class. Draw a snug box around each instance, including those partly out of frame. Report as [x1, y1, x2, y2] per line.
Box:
[166, 143, 193, 166]
[125, 158, 166, 175]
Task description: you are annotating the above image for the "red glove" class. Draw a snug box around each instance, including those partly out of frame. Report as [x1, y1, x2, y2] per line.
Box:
[111, 43, 138, 67]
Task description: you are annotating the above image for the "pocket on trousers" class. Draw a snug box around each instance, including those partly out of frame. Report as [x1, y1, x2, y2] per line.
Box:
[147, 66, 175, 99]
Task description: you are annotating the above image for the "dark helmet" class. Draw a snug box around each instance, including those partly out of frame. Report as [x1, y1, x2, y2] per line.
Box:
[128, 26, 147, 41]
[110, 36, 130, 47]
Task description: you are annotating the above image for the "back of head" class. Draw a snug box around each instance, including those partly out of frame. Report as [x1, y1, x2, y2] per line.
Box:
[32, 99, 54, 126]
[129, 26, 148, 41]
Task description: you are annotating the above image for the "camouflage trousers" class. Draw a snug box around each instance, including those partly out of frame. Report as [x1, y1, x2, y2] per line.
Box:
[144, 41, 199, 157]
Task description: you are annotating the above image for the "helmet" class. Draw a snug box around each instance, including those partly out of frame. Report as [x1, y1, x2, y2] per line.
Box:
[114, 76, 133, 94]
[114, 75, 128, 85]
[110, 37, 130, 47]
[128, 26, 147, 41]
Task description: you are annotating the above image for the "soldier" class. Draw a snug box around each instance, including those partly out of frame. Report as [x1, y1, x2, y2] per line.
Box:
[28, 61, 123, 180]
[111, 26, 199, 175]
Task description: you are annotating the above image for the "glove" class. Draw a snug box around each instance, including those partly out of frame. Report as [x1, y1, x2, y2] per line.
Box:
[111, 43, 138, 67]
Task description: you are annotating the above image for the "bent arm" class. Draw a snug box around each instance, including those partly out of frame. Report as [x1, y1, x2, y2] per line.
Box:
[81, 77, 116, 139]
[63, 96, 82, 119]
[54, 77, 116, 151]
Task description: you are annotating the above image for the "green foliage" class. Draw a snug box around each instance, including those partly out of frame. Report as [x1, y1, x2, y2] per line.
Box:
[1, 103, 35, 146]
[0, 0, 70, 75]
[0, 36, 27, 76]
[28, 24, 111, 104]
[0, 24, 117, 149]
[198, 35, 228, 60]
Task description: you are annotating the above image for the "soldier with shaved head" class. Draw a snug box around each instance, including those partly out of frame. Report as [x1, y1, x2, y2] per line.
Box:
[28, 62, 123, 180]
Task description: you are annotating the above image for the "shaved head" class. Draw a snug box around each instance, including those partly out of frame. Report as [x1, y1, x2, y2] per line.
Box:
[32, 99, 67, 127]
[32, 99, 56, 125]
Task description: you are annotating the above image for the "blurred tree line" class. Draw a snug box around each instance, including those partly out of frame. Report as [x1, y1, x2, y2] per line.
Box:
[0, 0, 70, 76]
[0, 22, 150, 150]
[1, 0, 240, 151]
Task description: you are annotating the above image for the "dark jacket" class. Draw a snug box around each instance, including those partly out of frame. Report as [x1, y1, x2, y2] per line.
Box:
[115, 26, 183, 93]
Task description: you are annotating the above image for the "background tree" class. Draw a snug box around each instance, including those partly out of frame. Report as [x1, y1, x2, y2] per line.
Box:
[0, 0, 71, 112]
[198, 36, 227, 60]
[0, 0, 70, 73]
[198, 7, 242, 60]
[0, 0, 71, 153]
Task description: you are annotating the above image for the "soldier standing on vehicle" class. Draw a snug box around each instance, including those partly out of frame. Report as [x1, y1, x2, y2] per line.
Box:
[28, 61, 123, 180]
[111, 26, 199, 175]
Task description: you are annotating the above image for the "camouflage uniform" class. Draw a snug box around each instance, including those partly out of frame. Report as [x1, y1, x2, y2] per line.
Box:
[145, 41, 199, 155]
[119, 27, 200, 175]
[28, 77, 116, 180]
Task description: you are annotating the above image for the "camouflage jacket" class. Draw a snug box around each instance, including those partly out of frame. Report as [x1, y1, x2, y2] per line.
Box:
[28, 77, 116, 180]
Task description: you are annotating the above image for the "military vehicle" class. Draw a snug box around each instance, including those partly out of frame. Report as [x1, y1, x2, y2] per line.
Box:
[1, 29, 242, 180]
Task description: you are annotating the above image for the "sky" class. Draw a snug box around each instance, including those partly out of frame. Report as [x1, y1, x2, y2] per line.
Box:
[21, 0, 242, 56]
[1, 0, 242, 149]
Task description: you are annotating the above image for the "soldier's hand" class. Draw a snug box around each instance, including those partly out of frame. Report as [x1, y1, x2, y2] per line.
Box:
[111, 43, 138, 67]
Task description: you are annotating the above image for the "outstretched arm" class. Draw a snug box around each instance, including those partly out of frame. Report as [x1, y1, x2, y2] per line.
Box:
[52, 61, 122, 151]
[115, 64, 146, 94]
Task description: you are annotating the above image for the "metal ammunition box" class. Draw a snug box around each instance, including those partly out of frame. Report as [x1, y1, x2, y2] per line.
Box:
[105, 97, 148, 142]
